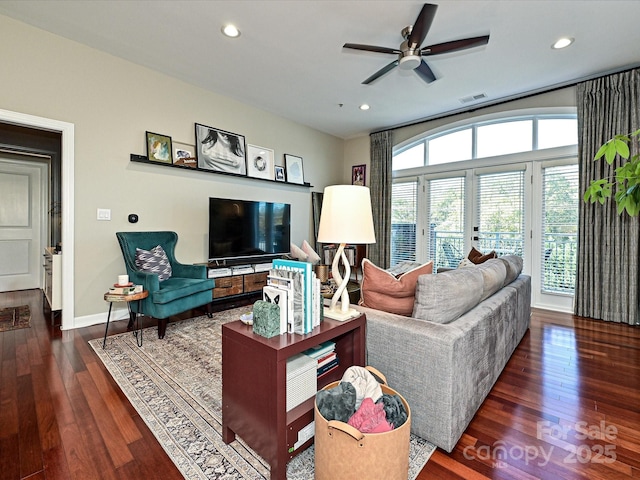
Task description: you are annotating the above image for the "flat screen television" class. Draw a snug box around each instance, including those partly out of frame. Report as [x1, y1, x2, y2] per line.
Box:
[208, 197, 291, 263]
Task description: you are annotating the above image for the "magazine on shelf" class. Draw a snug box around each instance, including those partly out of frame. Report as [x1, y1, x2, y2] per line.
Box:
[272, 259, 314, 334]
[317, 358, 339, 376]
[303, 340, 336, 359]
[267, 272, 296, 334]
[316, 351, 337, 369]
[262, 285, 288, 335]
[269, 268, 304, 334]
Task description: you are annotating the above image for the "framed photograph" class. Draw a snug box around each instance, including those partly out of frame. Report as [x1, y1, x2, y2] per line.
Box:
[246, 144, 275, 180]
[172, 141, 197, 168]
[284, 154, 305, 184]
[275, 166, 286, 182]
[146, 132, 173, 164]
[195, 123, 246, 175]
[352, 164, 366, 186]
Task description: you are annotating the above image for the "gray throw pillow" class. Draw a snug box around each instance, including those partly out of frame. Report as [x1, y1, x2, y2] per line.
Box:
[412, 268, 483, 324]
[135, 245, 172, 281]
[498, 255, 523, 286]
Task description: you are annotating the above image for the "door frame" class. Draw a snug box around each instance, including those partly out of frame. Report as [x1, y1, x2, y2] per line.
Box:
[0, 109, 75, 330]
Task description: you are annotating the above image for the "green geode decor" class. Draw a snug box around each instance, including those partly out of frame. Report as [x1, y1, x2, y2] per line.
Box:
[252, 300, 281, 338]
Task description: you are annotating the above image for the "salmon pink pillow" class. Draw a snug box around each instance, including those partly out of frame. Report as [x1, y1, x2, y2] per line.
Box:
[359, 258, 433, 316]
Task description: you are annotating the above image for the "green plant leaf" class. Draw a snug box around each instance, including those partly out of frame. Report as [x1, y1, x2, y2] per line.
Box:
[611, 138, 630, 162]
[585, 131, 640, 216]
[594, 142, 610, 161]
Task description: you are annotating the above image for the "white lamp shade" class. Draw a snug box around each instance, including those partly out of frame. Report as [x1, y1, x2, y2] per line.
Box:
[317, 185, 376, 245]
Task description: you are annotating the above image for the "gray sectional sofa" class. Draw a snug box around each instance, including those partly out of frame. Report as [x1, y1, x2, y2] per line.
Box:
[354, 255, 531, 452]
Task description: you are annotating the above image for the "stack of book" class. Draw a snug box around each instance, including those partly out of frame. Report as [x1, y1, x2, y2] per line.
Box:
[303, 341, 339, 378]
[263, 259, 323, 335]
[108, 284, 143, 295]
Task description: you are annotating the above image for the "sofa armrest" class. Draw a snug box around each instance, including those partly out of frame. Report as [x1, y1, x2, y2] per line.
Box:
[127, 269, 160, 293]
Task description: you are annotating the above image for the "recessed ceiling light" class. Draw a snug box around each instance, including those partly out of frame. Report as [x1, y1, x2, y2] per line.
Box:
[222, 24, 240, 38]
[359, 104, 370, 111]
[552, 37, 574, 49]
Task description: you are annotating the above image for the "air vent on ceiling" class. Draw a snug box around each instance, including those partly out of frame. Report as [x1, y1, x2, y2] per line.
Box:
[459, 93, 487, 104]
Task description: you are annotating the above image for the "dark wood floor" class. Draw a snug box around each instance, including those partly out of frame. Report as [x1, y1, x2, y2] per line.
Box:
[1, 289, 639, 480]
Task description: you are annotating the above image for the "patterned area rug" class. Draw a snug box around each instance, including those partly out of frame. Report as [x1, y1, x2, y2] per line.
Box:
[89, 308, 435, 479]
[0, 305, 31, 332]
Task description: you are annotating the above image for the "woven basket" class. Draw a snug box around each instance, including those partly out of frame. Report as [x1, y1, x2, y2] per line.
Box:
[314, 374, 411, 480]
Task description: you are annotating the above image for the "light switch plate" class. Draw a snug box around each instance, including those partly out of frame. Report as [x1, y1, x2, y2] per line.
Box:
[97, 208, 111, 220]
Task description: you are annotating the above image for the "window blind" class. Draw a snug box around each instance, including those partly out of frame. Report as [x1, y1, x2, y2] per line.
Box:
[541, 164, 578, 293]
[391, 180, 418, 266]
[427, 176, 465, 269]
[475, 170, 525, 256]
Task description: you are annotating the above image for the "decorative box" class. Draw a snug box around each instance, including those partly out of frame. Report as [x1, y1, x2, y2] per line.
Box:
[286, 353, 317, 411]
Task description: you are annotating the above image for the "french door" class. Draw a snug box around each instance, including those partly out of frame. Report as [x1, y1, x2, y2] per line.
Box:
[422, 164, 528, 272]
[392, 159, 576, 312]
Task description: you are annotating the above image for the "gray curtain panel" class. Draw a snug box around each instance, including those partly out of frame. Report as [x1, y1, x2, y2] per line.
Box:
[576, 69, 640, 325]
[368, 130, 393, 268]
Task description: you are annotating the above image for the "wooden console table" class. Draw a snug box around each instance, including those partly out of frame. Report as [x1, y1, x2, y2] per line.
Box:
[221, 314, 366, 480]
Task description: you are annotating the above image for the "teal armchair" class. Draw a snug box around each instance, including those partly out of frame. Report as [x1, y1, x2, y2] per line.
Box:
[116, 231, 214, 338]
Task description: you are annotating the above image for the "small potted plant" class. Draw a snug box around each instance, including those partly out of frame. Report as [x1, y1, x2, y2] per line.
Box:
[584, 129, 640, 216]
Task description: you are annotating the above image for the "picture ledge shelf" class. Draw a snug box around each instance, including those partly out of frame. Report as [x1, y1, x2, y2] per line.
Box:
[129, 154, 313, 188]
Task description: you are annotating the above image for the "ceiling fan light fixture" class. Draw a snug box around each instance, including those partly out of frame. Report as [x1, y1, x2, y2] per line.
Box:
[552, 37, 573, 49]
[221, 24, 241, 38]
[359, 104, 370, 111]
[398, 54, 421, 70]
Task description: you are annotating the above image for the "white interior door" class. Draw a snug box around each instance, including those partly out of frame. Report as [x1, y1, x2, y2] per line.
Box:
[0, 156, 46, 292]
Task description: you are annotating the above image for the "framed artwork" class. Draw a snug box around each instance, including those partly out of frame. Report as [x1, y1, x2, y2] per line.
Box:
[352, 164, 366, 186]
[195, 123, 246, 175]
[284, 154, 305, 184]
[146, 132, 173, 164]
[275, 166, 286, 182]
[246, 144, 275, 180]
[172, 141, 197, 168]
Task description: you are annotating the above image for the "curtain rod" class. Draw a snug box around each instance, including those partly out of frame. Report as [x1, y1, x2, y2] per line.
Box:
[371, 63, 640, 137]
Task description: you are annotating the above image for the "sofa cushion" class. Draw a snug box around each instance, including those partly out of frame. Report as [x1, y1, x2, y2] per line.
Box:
[498, 255, 523, 286]
[412, 267, 483, 324]
[135, 245, 172, 281]
[359, 258, 433, 316]
[476, 258, 507, 301]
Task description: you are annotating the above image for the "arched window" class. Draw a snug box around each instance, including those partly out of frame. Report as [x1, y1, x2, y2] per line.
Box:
[393, 115, 577, 171]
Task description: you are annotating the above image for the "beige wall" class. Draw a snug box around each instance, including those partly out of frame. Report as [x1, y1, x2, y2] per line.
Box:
[0, 15, 345, 319]
[341, 87, 577, 188]
[393, 87, 577, 146]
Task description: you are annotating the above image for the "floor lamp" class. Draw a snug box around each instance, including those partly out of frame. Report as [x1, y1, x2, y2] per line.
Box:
[317, 185, 376, 320]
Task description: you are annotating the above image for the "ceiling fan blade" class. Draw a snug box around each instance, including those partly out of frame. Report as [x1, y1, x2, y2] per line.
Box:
[421, 35, 490, 56]
[407, 3, 438, 49]
[362, 60, 399, 85]
[414, 60, 436, 83]
[343, 43, 401, 55]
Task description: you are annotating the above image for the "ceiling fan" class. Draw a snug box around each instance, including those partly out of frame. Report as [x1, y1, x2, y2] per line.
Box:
[343, 3, 489, 85]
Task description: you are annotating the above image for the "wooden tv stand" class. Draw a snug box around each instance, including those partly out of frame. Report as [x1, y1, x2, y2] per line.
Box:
[221, 314, 366, 480]
[205, 262, 270, 307]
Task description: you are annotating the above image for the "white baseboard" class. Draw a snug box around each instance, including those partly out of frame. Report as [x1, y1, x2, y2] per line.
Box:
[69, 307, 129, 330]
